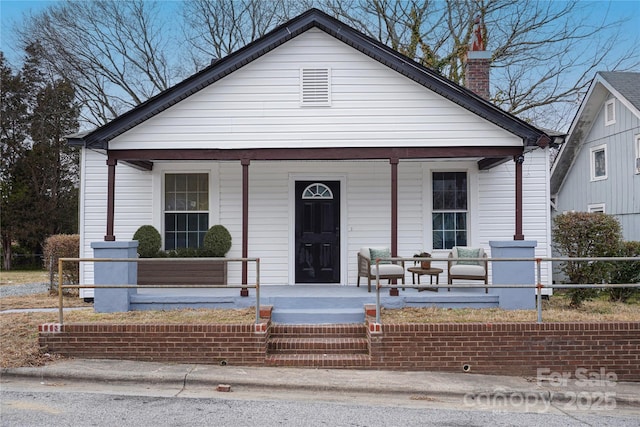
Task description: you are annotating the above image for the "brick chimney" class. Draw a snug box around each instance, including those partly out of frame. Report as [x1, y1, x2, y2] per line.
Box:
[465, 15, 491, 99]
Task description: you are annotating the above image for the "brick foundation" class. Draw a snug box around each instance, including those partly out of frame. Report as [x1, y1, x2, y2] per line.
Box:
[39, 321, 640, 380]
[39, 323, 268, 365]
[368, 322, 640, 380]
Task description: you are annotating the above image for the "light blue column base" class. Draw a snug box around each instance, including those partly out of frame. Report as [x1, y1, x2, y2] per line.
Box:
[489, 240, 537, 310]
[91, 241, 138, 312]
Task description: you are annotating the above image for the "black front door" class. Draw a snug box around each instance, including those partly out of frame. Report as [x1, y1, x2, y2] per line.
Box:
[295, 181, 340, 283]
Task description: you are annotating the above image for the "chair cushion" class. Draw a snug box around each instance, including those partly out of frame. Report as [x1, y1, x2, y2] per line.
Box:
[456, 247, 481, 265]
[369, 247, 391, 264]
[370, 264, 404, 276]
[450, 264, 485, 276]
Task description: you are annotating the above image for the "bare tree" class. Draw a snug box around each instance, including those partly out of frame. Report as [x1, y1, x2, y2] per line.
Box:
[181, 0, 313, 70]
[16, 0, 638, 131]
[321, 0, 639, 129]
[18, 0, 184, 127]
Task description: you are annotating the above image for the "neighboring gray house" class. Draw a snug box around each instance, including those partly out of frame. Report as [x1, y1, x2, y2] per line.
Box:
[551, 72, 640, 242]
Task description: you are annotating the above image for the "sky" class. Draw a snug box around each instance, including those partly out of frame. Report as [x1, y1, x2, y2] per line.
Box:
[1, 0, 639, 131]
[2, 0, 639, 66]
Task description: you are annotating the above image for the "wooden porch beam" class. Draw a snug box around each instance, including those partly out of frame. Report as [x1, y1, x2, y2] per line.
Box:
[105, 158, 117, 241]
[514, 155, 525, 240]
[478, 157, 510, 170]
[390, 158, 399, 297]
[241, 159, 250, 297]
[108, 146, 523, 163]
[123, 160, 153, 171]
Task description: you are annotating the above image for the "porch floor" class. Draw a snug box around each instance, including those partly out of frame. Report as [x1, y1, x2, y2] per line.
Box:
[130, 285, 499, 323]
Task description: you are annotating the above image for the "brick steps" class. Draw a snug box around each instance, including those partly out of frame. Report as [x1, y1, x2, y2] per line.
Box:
[266, 324, 371, 368]
[268, 337, 369, 354]
[265, 353, 371, 368]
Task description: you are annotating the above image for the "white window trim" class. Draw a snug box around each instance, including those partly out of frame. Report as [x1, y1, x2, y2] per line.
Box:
[635, 134, 640, 175]
[590, 144, 608, 181]
[588, 203, 605, 213]
[423, 163, 478, 255]
[430, 169, 470, 251]
[152, 163, 219, 250]
[605, 99, 615, 126]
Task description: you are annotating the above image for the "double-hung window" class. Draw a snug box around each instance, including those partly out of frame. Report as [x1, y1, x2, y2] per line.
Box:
[432, 172, 468, 250]
[164, 173, 209, 250]
[590, 144, 607, 181]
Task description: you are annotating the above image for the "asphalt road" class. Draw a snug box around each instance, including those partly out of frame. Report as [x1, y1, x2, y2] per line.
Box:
[2, 378, 639, 427]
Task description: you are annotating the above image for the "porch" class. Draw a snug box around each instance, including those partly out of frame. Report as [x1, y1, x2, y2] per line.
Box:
[130, 285, 498, 324]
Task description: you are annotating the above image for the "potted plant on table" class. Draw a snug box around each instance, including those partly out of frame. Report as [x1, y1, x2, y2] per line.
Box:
[413, 251, 432, 269]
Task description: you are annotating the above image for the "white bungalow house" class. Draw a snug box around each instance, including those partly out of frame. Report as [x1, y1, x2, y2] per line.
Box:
[68, 9, 552, 310]
[551, 71, 640, 242]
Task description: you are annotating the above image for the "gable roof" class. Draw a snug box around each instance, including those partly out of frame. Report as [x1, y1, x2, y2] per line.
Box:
[598, 71, 640, 114]
[68, 8, 549, 150]
[550, 71, 640, 195]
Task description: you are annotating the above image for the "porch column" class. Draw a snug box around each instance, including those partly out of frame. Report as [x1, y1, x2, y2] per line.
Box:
[390, 158, 399, 296]
[91, 241, 138, 312]
[105, 158, 117, 241]
[240, 159, 250, 297]
[514, 154, 524, 240]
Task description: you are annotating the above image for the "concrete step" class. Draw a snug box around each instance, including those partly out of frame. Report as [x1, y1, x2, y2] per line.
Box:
[271, 308, 364, 324]
[268, 296, 373, 309]
[264, 353, 371, 368]
[268, 337, 369, 354]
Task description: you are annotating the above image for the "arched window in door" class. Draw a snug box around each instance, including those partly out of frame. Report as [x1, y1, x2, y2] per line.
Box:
[302, 183, 333, 199]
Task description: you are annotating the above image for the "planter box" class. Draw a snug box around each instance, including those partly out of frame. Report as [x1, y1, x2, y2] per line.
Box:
[137, 259, 227, 286]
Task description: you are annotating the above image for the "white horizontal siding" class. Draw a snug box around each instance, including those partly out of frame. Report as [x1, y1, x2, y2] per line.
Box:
[109, 29, 520, 150]
[79, 150, 153, 288]
[80, 155, 551, 288]
[478, 149, 551, 285]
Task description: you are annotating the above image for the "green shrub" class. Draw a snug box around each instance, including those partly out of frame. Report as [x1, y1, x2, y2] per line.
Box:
[552, 212, 622, 307]
[609, 241, 640, 302]
[165, 247, 201, 258]
[202, 225, 232, 257]
[42, 234, 80, 294]
[133, 225, 162, 258]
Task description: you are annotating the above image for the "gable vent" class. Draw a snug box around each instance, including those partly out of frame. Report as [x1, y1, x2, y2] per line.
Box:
[300, 68, 331, 106]
[605, 99, 615, 126]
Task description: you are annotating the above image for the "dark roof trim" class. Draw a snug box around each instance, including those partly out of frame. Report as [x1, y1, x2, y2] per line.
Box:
[74, 8, 548, 149]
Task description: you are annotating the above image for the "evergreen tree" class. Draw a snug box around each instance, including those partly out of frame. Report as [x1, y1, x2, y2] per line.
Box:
[0, 44, 80, 270]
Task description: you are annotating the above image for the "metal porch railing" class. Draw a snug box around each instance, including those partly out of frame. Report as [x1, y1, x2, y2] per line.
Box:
[56, 257, 261, 325]
[374, 256, 640, 324]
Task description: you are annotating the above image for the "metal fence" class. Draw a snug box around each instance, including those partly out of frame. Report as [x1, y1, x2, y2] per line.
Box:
[373, 256, 640, 324]
[54, 256, 639, 326]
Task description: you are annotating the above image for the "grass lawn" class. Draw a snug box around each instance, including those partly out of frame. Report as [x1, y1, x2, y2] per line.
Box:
[0, 270, 49, 286]
[1, 272, 638, 368]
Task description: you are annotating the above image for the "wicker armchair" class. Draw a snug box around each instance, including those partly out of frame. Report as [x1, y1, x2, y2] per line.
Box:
[447, 247, 488, 293]
[357, 247, 405, 292]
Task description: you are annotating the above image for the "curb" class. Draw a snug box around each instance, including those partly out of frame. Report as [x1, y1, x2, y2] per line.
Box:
[2, 366, 638, 408]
